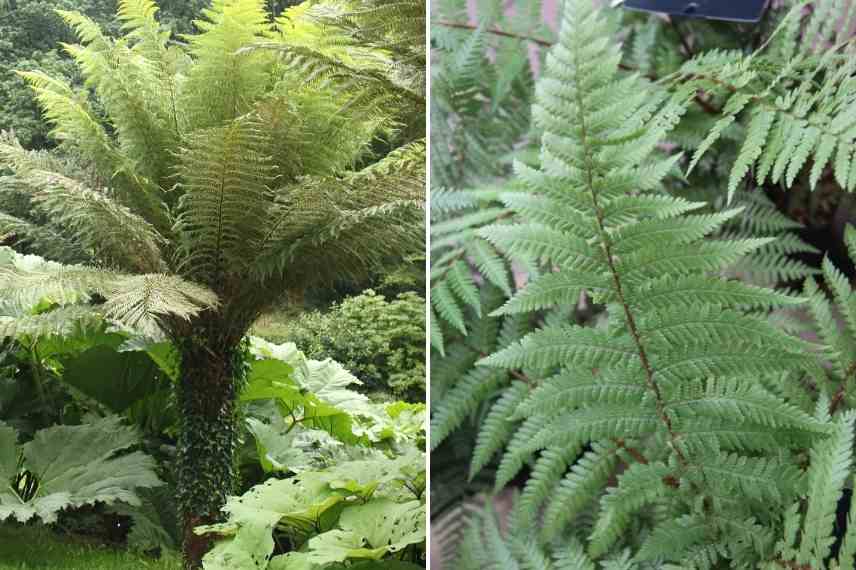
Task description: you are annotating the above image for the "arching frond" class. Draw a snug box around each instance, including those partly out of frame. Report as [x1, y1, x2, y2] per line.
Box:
[0, 247, 217, 338]
[254, 140, 425, 286]
[0, 133, 167, 273]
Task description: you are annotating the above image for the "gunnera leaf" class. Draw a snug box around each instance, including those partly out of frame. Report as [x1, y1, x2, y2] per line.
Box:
[0, 415, 163, 523]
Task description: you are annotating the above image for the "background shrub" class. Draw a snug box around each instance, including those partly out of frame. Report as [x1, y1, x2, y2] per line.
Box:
[287, 290, 425, 401]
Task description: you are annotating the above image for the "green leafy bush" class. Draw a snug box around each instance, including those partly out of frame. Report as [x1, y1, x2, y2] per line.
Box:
[288, 290, 426, 401]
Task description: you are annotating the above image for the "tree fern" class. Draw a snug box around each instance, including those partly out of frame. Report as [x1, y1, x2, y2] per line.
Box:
[0, 0, 424, 567]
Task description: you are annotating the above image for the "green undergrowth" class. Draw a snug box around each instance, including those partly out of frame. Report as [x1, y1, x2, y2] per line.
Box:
[0, 524, 181, 570]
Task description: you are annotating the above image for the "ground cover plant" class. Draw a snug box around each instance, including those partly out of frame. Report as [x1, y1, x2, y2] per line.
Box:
[0, 0, 426, 567]
[430, 0, 856, 568]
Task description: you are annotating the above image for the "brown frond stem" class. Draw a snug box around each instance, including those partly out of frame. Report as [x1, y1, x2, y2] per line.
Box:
[434, 19, 553, 47]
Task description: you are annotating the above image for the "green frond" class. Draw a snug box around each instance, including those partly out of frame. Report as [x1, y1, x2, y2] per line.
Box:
[455, 504, 520, 570]
[675, 45, 856, 196]
[0, 247, 217, 337]
[588, 461, 671, 557]
[252, 139, 424, 287]
[454, 0, 832, 563]
[430, 367, 506, 451]
[541, 441, 619, 542]
[469, 381, 529, 480]
[174, 114, 277, 283]
[492, 270, 611, 316]
[430, 6, 533, 187]
[0, 134, 167, 273]
[118, 0, 170, 59]
[55, 9, 112, 48]
[714, 193, 819, 287]
[0, 306, 102, 341]
[666, 378, 826, 437]
[687, 453, 800, 504]
[13, 71, 117, 167]
[182, 0, 273, 128]
[626, 274, 805, 311]
[0, 211, 87, 264]
[494, 414, 550, 490]
[635, 515, 710, 563]
[551, 536, 596, 570]
[481, 325, 641, 375]
[514, 369, 646, 420]
[805, 275, 854, 376]
[795, 412, 855, 565]
[100, 273, 220, 334]
[524, 404, 662, 458]
[60, 10, 176, 186]
[430, 187, 516, 344]
[512, 444, 582, 529]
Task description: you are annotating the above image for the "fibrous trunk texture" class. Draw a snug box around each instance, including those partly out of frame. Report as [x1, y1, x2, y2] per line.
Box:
[176, 337, 241, 569]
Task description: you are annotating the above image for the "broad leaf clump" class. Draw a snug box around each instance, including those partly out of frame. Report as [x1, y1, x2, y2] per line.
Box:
[195, 451, 425, 570]
[0, 415, 162, 524]
[191, 337, 427, 570]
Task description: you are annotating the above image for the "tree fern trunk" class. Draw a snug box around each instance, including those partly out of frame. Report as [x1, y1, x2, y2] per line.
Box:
[175, 338, 242, 569]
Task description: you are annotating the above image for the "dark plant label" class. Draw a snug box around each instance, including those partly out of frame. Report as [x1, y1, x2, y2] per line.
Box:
[623, 0, 767, 22]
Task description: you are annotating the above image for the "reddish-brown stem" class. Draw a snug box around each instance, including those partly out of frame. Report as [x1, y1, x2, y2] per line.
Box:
[434, 19, 553, 47]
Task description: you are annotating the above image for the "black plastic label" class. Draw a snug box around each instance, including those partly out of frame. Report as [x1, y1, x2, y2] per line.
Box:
[623, 0, 767, 22]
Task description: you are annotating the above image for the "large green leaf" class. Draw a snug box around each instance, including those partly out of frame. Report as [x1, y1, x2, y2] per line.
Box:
[303, 500, 425, 565]
[199, 472, 346, 570]
[243, 341, 368, 443]
[0, 416, 162, 523]
[246, 417, 308, 473]
[60, 345, 164, 412]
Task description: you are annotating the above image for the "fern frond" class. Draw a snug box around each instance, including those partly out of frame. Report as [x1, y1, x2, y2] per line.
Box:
[13, 71, 118, 169]
[471, 0, 828, 562]
[430, 367, 506, 451]
[0, 133, 167, 274]
[794, 412, 855, 565]
[588, 462, 671, 557]
[182, 0, 272, 129]
[675, 44, 856, 197]
[541, 441, 619, 542]
[0, 247, 217, 337]
[254, 140, 425, 288]
[430, 187, 516, 346]
[174, 114, 277, 283]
